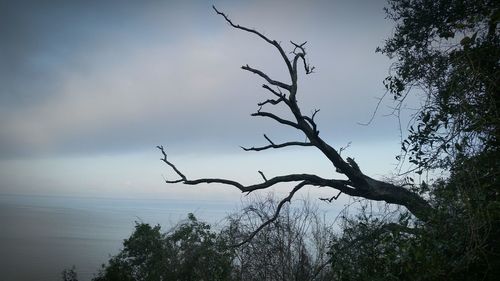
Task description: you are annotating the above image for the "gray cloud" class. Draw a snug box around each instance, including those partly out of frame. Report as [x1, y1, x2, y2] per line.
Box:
[0, 0, 398, 159]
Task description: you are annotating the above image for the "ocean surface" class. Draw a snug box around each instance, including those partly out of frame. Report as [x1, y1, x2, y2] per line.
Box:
[0, 194, 239, 281]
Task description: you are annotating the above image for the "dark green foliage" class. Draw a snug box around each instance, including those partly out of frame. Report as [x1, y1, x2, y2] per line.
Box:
[329, 210, 412, 281]
[62, 266, 79, 281]
[93, 214, 233, 281]
[86, 199, 335, 281]
[329, 153, 499, 280]
[165, 213, 233, 280]
[431, 150, 500, 279]
[378, 0, 499, 170]
[326, 1, 500, 279]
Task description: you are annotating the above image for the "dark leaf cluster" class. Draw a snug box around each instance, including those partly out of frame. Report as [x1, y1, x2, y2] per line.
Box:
[92, 214, 233, 281]
[379, 0, 499, 171]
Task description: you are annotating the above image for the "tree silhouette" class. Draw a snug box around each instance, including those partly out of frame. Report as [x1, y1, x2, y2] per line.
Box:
[158, 6, 432, 243]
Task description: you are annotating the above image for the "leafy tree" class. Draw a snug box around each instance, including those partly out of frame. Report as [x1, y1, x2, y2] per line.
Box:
[377, 0, 498, 278]
[86, 198, 337, 281]
[62, 266, 79, 281]
[329, 171, 499, 281]
[325, 1, 499, 280]
[378, 0, 499, 171]
[166, 213, 234, 280]
[93, 214, 233, 281]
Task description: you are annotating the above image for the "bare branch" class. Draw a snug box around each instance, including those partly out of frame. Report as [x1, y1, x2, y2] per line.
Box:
[264, 134, 275, 145]
[357, 92, 387, 126]
[290, 41, 315, 74]
[161, 174, 184, 184]
[212, 5, 294, 81]
[164, 179, 184, 184]
[339, 141, 352, 156]
[257, 97, 285, 107]
[157, 146, 186, 181]
[242, 141, 313, 152]
[241, 140, 313, 152]
[232, 180, 309, 247]
[251, 111, 301, 129]
[312, 256, 334, 280]
[312, 108, 320, 120]
[160, 136, 374, 212]
[241, 134, 312, 152]
[212, 5, 273, 44]
[303, 58, 315, 74]
[186, 174, 351, 194]
[290, 40, 307, 52]
[262, 84, 285, 99]
[319, 191, 342, 203]
[242, 64, 291, 90]
[303, 109, 321, 134]
[258, 170, 267, 182]
[158, 148, 355, 195]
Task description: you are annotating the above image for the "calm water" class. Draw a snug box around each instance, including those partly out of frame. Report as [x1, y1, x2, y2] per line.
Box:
[0, 194, 238, 281]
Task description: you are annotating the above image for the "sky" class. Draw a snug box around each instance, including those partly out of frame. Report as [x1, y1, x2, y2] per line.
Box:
[0, 0, 410, 202]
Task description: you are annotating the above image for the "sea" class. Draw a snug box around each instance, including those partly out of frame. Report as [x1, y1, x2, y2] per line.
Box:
[0, 194, 239, 281]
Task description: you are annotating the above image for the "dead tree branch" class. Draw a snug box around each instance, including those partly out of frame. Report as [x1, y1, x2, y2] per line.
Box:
[232, 180, 309, 247]
[258, 170, 267, 182]
[242, 64, 291, 90]
[241, 141, 313, 152]
[212, 5, 295, 81]
[320, 191, 342, 203]
[159, 143, 356, 195]
[159, 7, 434, 246]
[241, 134, 313, 152]
[251, 111, 301, 129]
[262, 84, 285, 99]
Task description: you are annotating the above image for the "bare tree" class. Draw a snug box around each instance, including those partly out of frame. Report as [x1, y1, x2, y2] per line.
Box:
[158, 6, 432, 241]
[224, 195, 334, 281]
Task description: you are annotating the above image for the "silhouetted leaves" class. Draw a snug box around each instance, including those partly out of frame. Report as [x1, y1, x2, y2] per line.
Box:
[380, 0, 499, 171]
[93, 214, 233, 281]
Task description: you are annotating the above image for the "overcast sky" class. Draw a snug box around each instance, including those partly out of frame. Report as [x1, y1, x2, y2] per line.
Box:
[0, 0, 412, 201]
